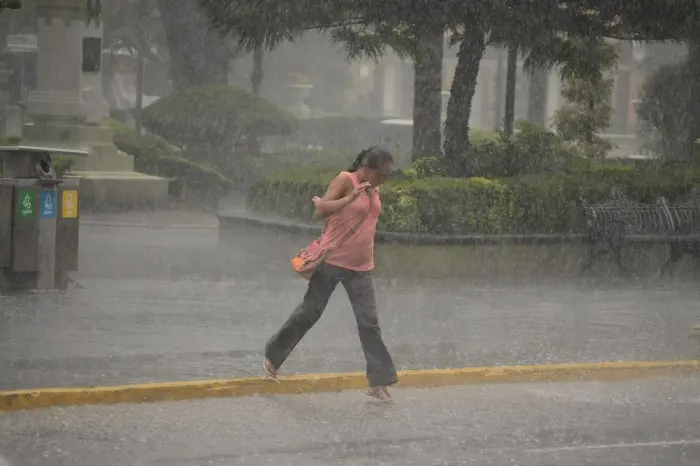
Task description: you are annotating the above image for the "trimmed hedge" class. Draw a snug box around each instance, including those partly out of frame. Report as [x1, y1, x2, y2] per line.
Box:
[247, 163, 700, 235]
[104, 119, 234, 196]
[141, 85, 296, 158]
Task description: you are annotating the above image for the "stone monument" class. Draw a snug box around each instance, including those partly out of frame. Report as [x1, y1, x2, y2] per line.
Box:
[1, 34, 37, 139]
[22, 0, 168, 208]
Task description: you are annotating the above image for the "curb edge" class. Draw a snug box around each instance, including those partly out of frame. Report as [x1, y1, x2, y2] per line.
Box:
[2, 360, 699, 412]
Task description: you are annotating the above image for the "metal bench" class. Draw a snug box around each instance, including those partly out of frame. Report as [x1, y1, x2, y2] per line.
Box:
[580, 187, 700, 275]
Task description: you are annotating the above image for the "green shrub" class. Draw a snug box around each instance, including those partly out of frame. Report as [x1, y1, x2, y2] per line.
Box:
[413, 123, 585, 178]
[104, 118, 234, 196]
[508, 164, 700, 228]
[136, 155, 233, 196]
[249, 171, 514, 234]
[247, 168, 335, 220]
[412, 156, 445, 178]
[569, 162, 700, 203]
[141, 86, 297, 170]
[504, 174, 610, 233]
[379, 177, 514, 234]
[248, 164, 700, 235]
[53, 157, 74, 178]
[469, 129, 501, 145]
[109, 107, 130, 124]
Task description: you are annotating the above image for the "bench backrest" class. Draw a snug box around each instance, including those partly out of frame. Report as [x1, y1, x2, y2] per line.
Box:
[581, 188, 668, 235]
[664, 188, 700, 234]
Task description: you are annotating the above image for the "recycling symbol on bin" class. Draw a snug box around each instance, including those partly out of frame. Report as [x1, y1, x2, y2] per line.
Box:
[22, 193, 32, 210]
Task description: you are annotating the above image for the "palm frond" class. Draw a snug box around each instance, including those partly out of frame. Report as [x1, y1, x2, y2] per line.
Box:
[329, 24, 420, 61]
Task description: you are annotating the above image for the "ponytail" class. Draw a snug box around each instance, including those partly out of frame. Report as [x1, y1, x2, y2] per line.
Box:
[348, 146, 393, 172]
[348, 148, 370, 172]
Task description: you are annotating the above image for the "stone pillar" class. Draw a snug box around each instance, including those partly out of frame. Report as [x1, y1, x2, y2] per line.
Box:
[0, 59, 11, 136]
[23, 0, 133, 171]
[24, 1, 85, 134]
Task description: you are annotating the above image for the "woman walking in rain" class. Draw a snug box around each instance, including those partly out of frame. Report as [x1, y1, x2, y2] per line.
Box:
[263, 147, 398, 402]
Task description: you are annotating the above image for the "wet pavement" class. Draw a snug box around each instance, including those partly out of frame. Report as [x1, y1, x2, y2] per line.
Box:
[0, 218, 699, 390]
[2, 376, 700, 465]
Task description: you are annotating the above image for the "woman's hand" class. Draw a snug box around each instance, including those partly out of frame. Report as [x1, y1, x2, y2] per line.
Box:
[349, 182, 372, 201]
[312, 174, 373, 218]
[313, 182, 370, 213]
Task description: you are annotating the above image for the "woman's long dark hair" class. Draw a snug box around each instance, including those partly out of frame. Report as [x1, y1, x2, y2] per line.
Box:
[348, 146, 394, 172]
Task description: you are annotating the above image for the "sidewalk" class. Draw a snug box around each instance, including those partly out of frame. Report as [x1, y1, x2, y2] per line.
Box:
[2, 376, 700, 465]
[80, 209, 219, 229]
[1, 208, 699, 391]
[2, 273, 699, 390]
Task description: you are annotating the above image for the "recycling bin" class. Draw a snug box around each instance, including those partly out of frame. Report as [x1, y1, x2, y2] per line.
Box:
[0, 145, 86, 289]
[10, 178, 80, 272]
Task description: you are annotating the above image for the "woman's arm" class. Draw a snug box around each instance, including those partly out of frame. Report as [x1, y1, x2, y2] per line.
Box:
[312, 174, 370, 218]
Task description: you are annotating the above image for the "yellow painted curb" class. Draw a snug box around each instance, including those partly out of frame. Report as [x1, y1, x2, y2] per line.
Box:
[1, 360, 699, 412]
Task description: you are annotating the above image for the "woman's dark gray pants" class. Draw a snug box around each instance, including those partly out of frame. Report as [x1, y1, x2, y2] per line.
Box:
[265, 263, 398, 387]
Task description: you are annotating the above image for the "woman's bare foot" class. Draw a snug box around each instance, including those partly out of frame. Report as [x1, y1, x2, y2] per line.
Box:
[366, 386, 393, 403]
[263, 358, 280, 383]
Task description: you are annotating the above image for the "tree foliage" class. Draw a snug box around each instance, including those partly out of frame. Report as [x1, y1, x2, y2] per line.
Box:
[159, 0, 238, 88]
[197, 0, 700, 172]
[103, 0, 167, 63]
[637, 61, 698, 162]
[552, 40, 616, 159]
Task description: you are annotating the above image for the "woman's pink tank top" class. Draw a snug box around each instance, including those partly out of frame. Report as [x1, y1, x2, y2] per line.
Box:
[320, 171, 381, 272]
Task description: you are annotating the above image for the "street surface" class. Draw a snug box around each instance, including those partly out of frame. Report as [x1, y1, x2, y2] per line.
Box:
[1, 376, 700, 465]
[0, 217, 699, 390]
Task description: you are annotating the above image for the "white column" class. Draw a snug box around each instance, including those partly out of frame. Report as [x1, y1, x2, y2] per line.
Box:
[382, 62, 397, 116]
[545, 68, 563, 125]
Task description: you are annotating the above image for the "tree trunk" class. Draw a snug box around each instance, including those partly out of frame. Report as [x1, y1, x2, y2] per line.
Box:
[412, 30, 444, 161]
[159, 0, 228, 89]
[443, 25, 486, 163]
[135, 50, 144, 135]
[503, 47, 517, 138]
[527, 67, 548, 126]
[251, 46, 264, 95]
[247, 46, 264, 153]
